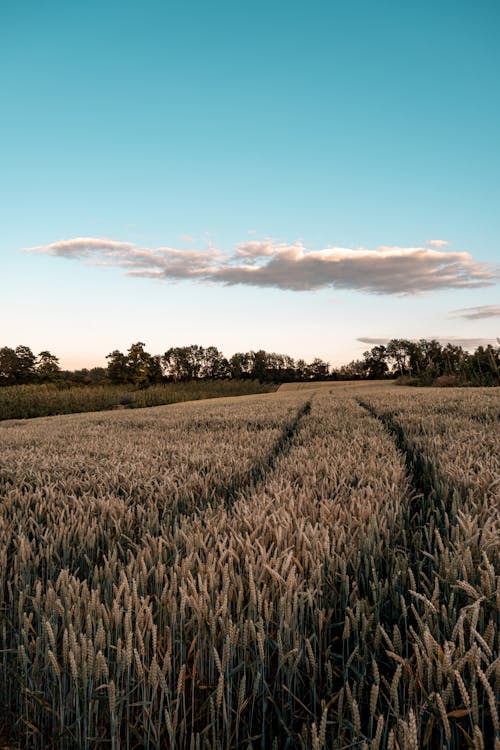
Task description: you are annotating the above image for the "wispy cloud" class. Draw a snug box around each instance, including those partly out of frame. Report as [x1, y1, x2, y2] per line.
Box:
[427, 239, 450, 248]
[25, 236, 221, 279]
[449, 304, 500, 320]
[357, 336, 498, 350]
[357, 337, 394, 346]
[23, 236, 498, 295]
[32, 237, 135, 257]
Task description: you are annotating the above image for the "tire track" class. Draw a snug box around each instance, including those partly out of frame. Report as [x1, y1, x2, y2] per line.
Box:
[176, 398, 312, 516]
[355, 397, 457, 566]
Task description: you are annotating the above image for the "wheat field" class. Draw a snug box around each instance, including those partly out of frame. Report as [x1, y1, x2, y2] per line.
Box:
[0, 385, 498, 749]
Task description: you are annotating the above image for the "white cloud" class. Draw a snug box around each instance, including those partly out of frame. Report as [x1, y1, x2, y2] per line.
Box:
[449, 304, 500, 320]
[234, 240, 289, 258]
[427, 239, 450, 247]
[24, 237, 221, 279]
[22, 236, 498, 295]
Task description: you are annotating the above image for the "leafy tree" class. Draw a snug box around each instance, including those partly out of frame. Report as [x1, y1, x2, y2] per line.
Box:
[412, 339, 443, 379]
[106, 350, 129, 384]
[338, 359, 368, 380]
[229, 352, 252, 379]
[14, 345, 37, 383]
[250, 350, 269, 382]
[68, 367, 108, 384]
[36, 351, 60, 381]
[163, 346, 200, 381]
[265, 353, 296, 382]
[468, 344, 500, 385]
[295, 359, 307, 380]
[147, 355, 164, 384]
[201, 346, 229, 379]
[362, 345, 388, 379]
[307, 358, 330, 380]
[0, 347, 18, 385]
[127, 342, 152, 386]
[441, 343, 466, 376]
[385, 339, 413, 376]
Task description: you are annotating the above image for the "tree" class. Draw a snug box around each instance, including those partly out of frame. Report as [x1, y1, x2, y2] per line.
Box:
[295, 359, 307, 380]
[147, 355, 164, 384]
[201, 347, 229, 379]
[250, 350, 269, 382]
[468, 344, 500, 385]
[307, 358, 330, 380]
[69, 367, 108, 384]
[127, 342, 152, 386]
[362, 345, 388, 379]
[37, 351, 60, 381]
[0, 347, 18, 385]
[229, 352, 252, 379]
[106, 349, 129, 384]
[385, 339, 413, 376]
[14, 345, 37, 383]
[163, 346, 200, 381]
[338, 359, 366, 380]
[441, 343, 466, 376]
[413, 339, 443, 379]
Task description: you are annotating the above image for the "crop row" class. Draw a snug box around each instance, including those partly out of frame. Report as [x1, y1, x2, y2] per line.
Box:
[0, 380, 276, 421]
[0, 387, 498, 748]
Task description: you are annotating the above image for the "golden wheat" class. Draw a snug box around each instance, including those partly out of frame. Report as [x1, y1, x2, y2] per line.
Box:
[0, 385, 498, 748]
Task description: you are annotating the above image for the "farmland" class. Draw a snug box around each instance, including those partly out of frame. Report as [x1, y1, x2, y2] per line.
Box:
[0, 380, 277, 422]
[0, 384, 498, 749]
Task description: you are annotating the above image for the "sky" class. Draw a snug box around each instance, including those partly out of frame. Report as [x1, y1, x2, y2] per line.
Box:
[1, 0, 499, 369]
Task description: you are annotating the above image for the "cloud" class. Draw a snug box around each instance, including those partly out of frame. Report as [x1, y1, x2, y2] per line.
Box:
[357, 337, 392, 346]
[427, 239, 450, 248]
[357, 336, 498, 350]
[26, 237, 135, 257]
[234, 240, 285, 258]
[25, 237, 221, 279]
[449, 304, 500, 320]
[23, 236, 498, 295]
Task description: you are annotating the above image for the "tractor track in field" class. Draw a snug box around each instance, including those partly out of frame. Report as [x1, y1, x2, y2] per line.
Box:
[355, 397, 458, 564]
[176, 397, 313, 517]
[356, 399, 443, 501]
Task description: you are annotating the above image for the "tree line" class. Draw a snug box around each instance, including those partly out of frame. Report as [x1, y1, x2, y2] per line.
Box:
[343, 338, 499, 385]
[1, 339, 498, 387]
[0, 346, 61, 385]
[105, 343, 332, 385]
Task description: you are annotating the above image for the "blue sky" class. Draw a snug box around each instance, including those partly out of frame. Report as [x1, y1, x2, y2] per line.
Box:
[1, 0, 498, 368]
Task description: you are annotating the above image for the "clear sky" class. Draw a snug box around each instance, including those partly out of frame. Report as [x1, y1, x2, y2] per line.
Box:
[1, 0, 499, 369]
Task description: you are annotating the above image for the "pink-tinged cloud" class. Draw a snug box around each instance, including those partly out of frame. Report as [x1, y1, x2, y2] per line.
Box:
[449, 304, 500, 320]
[357, 336, 498, 350]
[22, 237, 498, 295]
[427, 239, 450, 247]
[215, 244, 496, 293]
[26, 237, 135, 257]
[234, 240, 290, 258]
[24, 238, 221, 279]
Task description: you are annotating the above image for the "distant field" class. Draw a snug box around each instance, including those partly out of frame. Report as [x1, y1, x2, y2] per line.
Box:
[0, 380, 277, 421]
[279, 379, 390, 390]
[0, 385, 498, 748]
